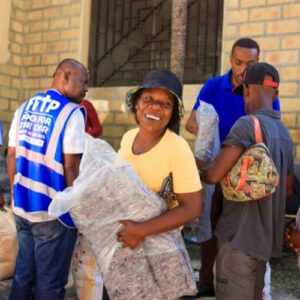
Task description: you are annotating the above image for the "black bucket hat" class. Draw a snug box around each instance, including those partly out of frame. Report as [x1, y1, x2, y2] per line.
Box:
[234, 62, 280, 95]
[125, 69, 184, 116]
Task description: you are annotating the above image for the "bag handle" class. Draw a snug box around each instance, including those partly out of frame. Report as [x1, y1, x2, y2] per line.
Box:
[251, 115, 262, 144]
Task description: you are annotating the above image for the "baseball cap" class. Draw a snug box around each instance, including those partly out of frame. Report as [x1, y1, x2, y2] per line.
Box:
[233, 62, 280, 95]
[125, 69, 184, 116]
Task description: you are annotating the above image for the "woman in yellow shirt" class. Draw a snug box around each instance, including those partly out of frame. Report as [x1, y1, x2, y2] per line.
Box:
[117, 69, 203, 249]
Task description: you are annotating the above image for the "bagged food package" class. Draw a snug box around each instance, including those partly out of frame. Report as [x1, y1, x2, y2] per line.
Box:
[184, 101, 220, 243]
[194, 101, 220, 166]
[49, 134, 197, 300]
[0, 206, 18, 280]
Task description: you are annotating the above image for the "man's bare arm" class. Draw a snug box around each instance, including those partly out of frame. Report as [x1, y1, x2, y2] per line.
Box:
[63, 153, 81, 187]
[200, 146, 244, 184]
[185, 110, 198, 135]
[7, 146, 16, 196]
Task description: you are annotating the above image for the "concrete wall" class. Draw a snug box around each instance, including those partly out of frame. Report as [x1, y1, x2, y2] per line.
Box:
[0, 0, 86, 148]
[0, 0, 300, 161]
[0, 0, 22, 146]
[223, 0, 300, 161]
[89, 0, 300, 160]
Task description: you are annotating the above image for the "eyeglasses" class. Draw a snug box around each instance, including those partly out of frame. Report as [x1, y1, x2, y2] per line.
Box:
[139, 95, 174, 110]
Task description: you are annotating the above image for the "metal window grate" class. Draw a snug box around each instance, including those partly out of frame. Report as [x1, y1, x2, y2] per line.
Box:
[185, 0, 223, 83]
[88, 0, 223, 87]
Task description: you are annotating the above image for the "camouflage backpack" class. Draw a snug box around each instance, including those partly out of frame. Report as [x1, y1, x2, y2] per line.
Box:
[220, 115, 279, 202]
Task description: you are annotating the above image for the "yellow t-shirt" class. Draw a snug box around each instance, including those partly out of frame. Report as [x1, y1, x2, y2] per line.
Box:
[118, 128, 202, 196]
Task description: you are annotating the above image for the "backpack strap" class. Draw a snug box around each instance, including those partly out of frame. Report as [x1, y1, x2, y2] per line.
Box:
[251, 115, 263, 144]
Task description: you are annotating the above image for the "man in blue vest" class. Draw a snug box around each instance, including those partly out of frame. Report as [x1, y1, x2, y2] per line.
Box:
[185, 38, 280, 298]
[7, 58, 88, 300]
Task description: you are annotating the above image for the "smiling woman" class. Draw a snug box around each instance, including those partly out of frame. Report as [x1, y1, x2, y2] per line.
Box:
[133, 88, 175, 150]
[118, 69, 203, 252]
[125, 70, 184, 130]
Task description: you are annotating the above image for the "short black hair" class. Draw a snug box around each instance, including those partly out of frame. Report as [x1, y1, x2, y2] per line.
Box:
[231, 38, 260, 56]
[127, 88, 181, 133]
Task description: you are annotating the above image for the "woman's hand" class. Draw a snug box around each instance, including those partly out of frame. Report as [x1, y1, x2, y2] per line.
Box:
[116, 191, 202, 249]
[284, 222, 300, 253]
[117, 220, 145, 249]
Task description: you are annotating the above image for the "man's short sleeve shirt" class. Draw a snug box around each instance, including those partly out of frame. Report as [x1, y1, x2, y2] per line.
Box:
[215, 109, 294, 261]
[193, 70, 280, 143]
[9, 108, 85, 153]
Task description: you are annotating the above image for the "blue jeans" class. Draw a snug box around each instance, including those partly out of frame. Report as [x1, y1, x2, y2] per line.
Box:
[10, 215, 77, 300]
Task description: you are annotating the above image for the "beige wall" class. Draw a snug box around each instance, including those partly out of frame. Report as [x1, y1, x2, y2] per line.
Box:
[89, 0, 300, 160]
[0, 0, 84, 148]
[0, 0, 22, 146]
[223, 0, 300, 161]
[1, 0, 300, 161]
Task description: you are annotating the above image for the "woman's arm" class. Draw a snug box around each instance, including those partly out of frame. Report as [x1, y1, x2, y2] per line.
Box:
[117, 190, 203, 248]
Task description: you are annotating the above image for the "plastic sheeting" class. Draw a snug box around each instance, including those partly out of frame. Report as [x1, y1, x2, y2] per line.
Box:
[184, 101, 220, 244]
[49, 134, 197, 299]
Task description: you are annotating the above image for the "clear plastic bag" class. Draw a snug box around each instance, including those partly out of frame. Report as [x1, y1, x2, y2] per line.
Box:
[194, 101, 220, 166]
[184, 101, 220, 243]
[49, 134, 196, 299]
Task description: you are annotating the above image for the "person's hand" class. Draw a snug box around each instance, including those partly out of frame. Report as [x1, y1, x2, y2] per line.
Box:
[185, 111, 198, 135]
[117, 220, 145, 249]
[284, 222, 300, 253]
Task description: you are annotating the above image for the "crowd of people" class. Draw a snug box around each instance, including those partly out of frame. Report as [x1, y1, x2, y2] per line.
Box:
[0, 37, 299, 300]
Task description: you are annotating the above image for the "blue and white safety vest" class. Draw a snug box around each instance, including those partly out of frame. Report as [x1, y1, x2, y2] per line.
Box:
[14, 89, 85, 228]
